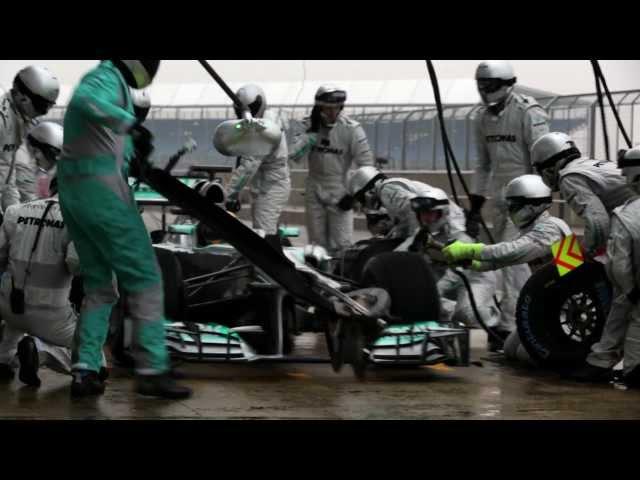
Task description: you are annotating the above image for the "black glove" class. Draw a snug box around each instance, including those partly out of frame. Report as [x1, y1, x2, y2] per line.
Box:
[337, 194, 354, 211]
[408, 227, 432, 253]
[468, 194, 486, 213]
[225, 198, 242, 213]
[129, 123, 154, 162]
[465, 194, 486, 239]
[307, 106, 321, 133]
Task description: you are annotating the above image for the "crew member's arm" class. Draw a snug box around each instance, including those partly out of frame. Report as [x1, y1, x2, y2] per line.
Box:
[559, 174, 610, 254]
[69, 70, 137, 134]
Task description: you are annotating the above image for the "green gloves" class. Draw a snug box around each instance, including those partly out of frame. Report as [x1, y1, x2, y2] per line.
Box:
[442, 240, 485, 263]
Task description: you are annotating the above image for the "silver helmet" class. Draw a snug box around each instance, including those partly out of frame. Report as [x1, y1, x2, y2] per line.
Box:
[475, 60, 516, 107]
[314, 85, 347, 127]
[617, 147, 640, 187]
[113, 60, 160, 89]
[505, 174, 553, 228]
[130, 88, 151, 122]
[234, 84, 267, 119]
[530, 132, 581, 191]
[410, 187, 450, 235]
[12, 66, 60, 119]
[26, 121, 64, 172]
[348, 166, 385, 199]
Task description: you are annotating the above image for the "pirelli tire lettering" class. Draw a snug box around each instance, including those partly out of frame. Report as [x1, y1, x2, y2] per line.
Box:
[16, 216, 65, 229]
[515, 261, 611, 368]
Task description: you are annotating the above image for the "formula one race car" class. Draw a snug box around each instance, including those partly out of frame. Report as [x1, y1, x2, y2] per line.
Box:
[109, 171, 471, 379]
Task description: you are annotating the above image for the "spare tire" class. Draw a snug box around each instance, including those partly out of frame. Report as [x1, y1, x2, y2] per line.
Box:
[361, 252, 440, 324]
[154, 247, 185, 322]
[516, 261, 611, 368]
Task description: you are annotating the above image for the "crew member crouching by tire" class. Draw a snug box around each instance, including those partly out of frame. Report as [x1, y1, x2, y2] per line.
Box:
[443, 174, 572, 365]
[0, 177, 107, 387]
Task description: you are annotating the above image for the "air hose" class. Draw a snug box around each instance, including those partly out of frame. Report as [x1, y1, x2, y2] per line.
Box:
[591, 60, 632, 152]
[425, 60, 503, 329]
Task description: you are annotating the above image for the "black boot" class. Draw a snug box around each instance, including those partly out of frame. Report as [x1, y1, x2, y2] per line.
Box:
[0, 363, 14, 382]
[71, 370, 106, 397]
[568, 363, 612, 383]
[487, 328, 510, 353]
[98, 367, 109, 382]
[623, 366, 640, 388]
[135, 373, 192, 399]
[17, 336, 41, 387]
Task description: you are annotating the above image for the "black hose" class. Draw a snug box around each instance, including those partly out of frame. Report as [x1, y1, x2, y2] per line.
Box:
[451, 268, 505, 344]
[425, 61, 496, 244]
[591, 60, 632, 149]
[591, 61, 610, 161]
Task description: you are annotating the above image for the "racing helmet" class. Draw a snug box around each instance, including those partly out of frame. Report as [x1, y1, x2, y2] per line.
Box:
[130, 88, 151, 122]
[410, 187, 450, 235]
[194, 179, 225, 204]
[505, 174, 553, 228]
[234, 84, 267, 119]
[475, 60, 516, 108]
[26, 122, 64, 172]
[314, 84, 347, 127]
[617, 147, 640, 186]
[12, 66, 60, 119]
[348, 166, 386, 200]
[112, 60, 160, 89]
[530, 132, 581, 191]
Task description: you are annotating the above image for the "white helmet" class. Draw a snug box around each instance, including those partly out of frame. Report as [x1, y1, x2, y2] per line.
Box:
[505, 174, 553, 228]
[410, 187, 450, 235]
[617, 147, 640, 186]
[130, 88, 151, 122]
[112, 60, 160, 89]
[234, 84, 267, 119]
[530, 132, 582, 190]
[12, 66, 60, 119]
[26, 122, 63, 172]
[348, 166, 386, 199]
[314, 85, 347, 128]
[475, 60, 516, 107]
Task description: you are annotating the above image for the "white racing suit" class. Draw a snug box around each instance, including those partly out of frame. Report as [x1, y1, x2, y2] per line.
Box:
[227, 109, 291, 235]
[473, 211, 572, 364]
[13, 144, 39, 203]
[290, 114, 373, 253]
[396, 193, 499, 329]
[586, 196, 640, 375]
[473, 91, 550, 332]
[0, 198, 80, 374]
[0, 92, 37, 212]
[558, 158, 635, 255]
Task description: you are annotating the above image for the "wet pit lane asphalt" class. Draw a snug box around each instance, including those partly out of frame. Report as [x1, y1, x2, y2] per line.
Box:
[1, 331, 640, 420]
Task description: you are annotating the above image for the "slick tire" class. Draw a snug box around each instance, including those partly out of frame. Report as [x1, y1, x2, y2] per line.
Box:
[516, 261, 611, 368]
[361, 252, 440, 324]
[154, 247, 185, 322]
